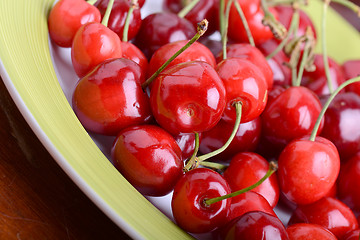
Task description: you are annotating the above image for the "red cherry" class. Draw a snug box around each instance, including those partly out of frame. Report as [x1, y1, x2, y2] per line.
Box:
[216, 43, 274, 89]
[150, 61, 226, 135]
[94, 0, 142, 41]
[278, 136, 340, 205]
[343, 59, 360, 96]
[286, 223, 337, 240]
[72, 58, 152, 135]
[215, 211, 289, 240]
[261, 86, 323, 149]
[288, 197, 358, 239]
[320, 92, 360, 161]
[133, 12, 196, 59]
[173, 132, 202, 160]
[111, 124, 183, 196]
[337, 152, 360, 212]
[223, 152, 280, 208]
[342, 229, 360, 240]
[199, 117, 261, 161]
[121, 41, 148, 77]
[71, 22, 122, 78]
[171, 168, 231, 233]
[48, 0, 101, 48]
[216, 58, 268, 124]
[147, 40, 216, 79]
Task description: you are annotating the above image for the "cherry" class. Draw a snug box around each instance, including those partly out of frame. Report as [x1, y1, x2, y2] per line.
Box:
[302, 54, 346, 97]
[149, 61, 226, 135]
[337, 152, 360, 212]
[288, 197, 358, 239]
[147, 40, 216, 79]
[216, 58, 268, 124]
[111, 124, 183, 196]
[121, 41, 148, 77]
[215, 211, 289, 240]
[216, 43, 274, 89]
[320, 92, 360, 161]
[343, 59, 360, 96]
[277, 136, 340, 205]
[94, 0, 142, 41]
[342, 229, 360, 240]
[261, 86, 323, 150]
[286, 223, 337, 240]
[173, 132, 202, 160]
[72, 58, 152, 135]
[223, 152, 279, 208]
[199, 117, 261, 161]
[133, 12, 196, 59]
[48, 0, 101, 48]
[171, 167, 231, 233]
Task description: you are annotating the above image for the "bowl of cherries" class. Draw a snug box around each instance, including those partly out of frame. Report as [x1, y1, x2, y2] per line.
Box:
[47, 0, 360, 239]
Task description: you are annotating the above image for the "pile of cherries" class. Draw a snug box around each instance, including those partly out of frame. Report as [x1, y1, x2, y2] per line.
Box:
[48, 0, 360, 239]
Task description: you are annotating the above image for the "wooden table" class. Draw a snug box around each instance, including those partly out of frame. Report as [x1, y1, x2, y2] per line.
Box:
[0, 2, 359, 240]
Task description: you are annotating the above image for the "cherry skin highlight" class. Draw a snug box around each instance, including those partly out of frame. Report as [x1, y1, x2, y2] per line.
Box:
[286, 223, 337, 240]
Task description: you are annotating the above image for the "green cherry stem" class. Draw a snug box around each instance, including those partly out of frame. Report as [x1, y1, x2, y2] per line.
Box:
[122, 0, 138, 42]
[295, 37, 311, 86]
[204, 161, 278, 205]
[219, 0, 225, 42]
[178, 0, 201, 18]
[199, 161, 227, 171]
[322, 0, 334, 94]
[87, 0, 98, 5]
[183, 132, 200, 172]
[233, 0, 255, 47]
[101, 0, 115, 27]
[141, 19, 209, 89]
[222, 0, 234, 60]
[309, 76, 360, 141]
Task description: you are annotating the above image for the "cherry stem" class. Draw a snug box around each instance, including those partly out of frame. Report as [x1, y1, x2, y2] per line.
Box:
[183, 132, 200, 172]
[261, 0, 287, 40]
[233, 0, 255, 47]
[122, 0, 138, 42]
[204, 161, 278, 206]
[141, 19, 209, 89]
[178, 0, 201, 18]
[309, 76, 360, 141]
[266, 10, 300, 60]
[219, 0, 225, 42]
[87, 0, 98, 5]
[330, 0, 360, 16]
[197, 101, 242, 163]
[322, 0, 334, 94]
[222, 0, 234, 60]
[101, 0, 115, 27]
[199, 161, 227, 171]
[295, 36, 311, 86]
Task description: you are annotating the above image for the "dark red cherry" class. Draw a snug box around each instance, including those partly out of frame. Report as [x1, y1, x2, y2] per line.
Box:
[121, 41, 148, 77]
[342, 229, 360, 240]
[223, 152, 280, 208]
[286, 223, 337, 240]
[278, 136, 340, 205]
[72, 58, 152, 135]
[111, 124, 183, 196]
[199, 117, 261, 161]
[343, 59, 360, 96]
[288, 197, 358, 239]
[215, 211, 289, 240]
[337, 152, 360, 212]
[171, 167, 231, 233]
[320, 92, 360, 161]
[71, 22, 122, 78]
[48, 0, 101, 48]
[150, 61, 226, 135]
[261, 86, 323, 149]
[147, 40, 216, 78]
[216, 58, 268, 124]
[173, 132, 202, 160]
[133, 12, 196, 59]
[302, 54, 346, 97]
[94, 0, 142, 41]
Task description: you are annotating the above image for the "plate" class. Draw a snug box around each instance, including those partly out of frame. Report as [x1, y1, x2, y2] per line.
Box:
[0, 0, 359, 239]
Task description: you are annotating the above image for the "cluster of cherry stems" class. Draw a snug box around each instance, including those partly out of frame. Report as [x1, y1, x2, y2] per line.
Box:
[48, 0, 360, 239]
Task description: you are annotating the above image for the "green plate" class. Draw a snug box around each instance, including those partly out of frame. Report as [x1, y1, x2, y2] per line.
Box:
[0, 0, 359, 239]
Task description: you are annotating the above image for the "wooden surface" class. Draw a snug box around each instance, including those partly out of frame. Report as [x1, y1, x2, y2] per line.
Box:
[0, 2, 359, 240]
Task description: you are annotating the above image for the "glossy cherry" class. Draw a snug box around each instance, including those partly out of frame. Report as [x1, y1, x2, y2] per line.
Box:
[173, 132, 202, 160]
[147, 40, 216, 78]
[72, 58, 152, 135]
[199, 117, 261, 161]
[337, 152, 360, 212]
[133, 12, 196, 59]
[278, 136, 340, 205]
[171, 167, 231, 233]
[286, 223, 337, 240]
[288, 197, 358, 239]
[111, 124, 183, 196]
[342, 229, 360, 240]
[71, 22, 122, 78]
[223, 152, 280, 208]
[150, 61, 226, 135]
[94, 0, 142, 41]
[216, 58, 268, 124]
[121, 41, 148, 77]
[343, 59, 360, 96]
[48, 0, 101, 48]
[320, 92, 360, 161]
[215, 211, 289, 240]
